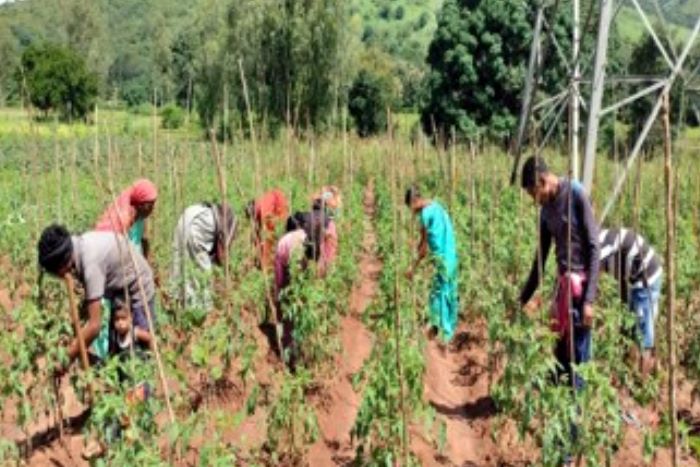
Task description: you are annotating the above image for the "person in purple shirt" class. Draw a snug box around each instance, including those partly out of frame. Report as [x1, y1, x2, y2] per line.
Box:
[519, 156, 600, 390]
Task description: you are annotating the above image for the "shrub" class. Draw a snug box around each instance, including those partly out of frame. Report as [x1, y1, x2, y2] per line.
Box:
[161, 103, 185, 129]
[17, 43, 99, 121]
[348, 69, 391, 137]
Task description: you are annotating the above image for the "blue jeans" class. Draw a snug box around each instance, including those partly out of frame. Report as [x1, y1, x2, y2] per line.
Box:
[554, 314, 591, 391]
[629, 274, 662, 350]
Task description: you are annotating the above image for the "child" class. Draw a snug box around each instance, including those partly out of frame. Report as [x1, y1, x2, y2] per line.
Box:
[111, 296, 152, 357]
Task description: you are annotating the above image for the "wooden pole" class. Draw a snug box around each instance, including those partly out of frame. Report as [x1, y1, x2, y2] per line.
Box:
[662, 90, 678, 467]
[388, 110, 409, 465]
[209, 130, 231, 317]
[238, 59, 259, 195]
[64, 275, 94, 401]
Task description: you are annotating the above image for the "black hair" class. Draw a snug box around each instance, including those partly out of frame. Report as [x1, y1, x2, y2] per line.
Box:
[286, 211, 328, 261]
[404, 185, 421, 207]
[521, 156, 549, 190]
[214, 202, 237, 248]
[37, 224, 73, 275]
[112, 296, 128, 317]
[244, 200, 255, 219]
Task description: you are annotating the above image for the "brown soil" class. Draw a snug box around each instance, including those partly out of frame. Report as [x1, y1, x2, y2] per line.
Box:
[306, 181, 381, 466]
[411, 318, 536, 466]
[0, 287, 13, 312]
[15, 379, 90, 466]
[411, 314, 700, 466]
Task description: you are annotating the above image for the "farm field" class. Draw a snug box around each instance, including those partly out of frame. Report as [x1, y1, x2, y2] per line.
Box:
[1, 108, 700, 466]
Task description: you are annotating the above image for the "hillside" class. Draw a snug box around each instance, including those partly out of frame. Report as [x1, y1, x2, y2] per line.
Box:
[617, 3, 697, 44]
[352, 0, 443, 67]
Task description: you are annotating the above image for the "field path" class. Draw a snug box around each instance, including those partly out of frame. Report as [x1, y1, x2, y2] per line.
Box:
[412, 318, 536, 466]
[307, 180, 381, 466]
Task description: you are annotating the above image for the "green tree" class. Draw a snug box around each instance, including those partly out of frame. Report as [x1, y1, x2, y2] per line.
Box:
[622, 32, 697, 154]
[421, 0, 578, 142]
[421, 0, 535, 141]
[348, 69, 390, 136]
[194, 0, 351, 136]
[18, 43, 99, 121]
[0, 18, 20, 105]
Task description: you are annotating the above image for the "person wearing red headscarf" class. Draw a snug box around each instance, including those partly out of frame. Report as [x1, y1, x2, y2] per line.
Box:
[95, 179, 158, 257]
[246, 189, 289, 269]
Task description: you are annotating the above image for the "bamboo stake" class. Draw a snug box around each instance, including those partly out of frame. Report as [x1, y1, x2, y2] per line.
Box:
[64, 275, 94, 401]
[151, 88, 159, 251]
[209, 130, 232, 318]
[70, 140, 77, 225]
[388, 110, 409, 466]
[238, 59, 260, 195]
[662, 90, 679, 467]
[53, 376, 64, 442]
[96, 169, 176, 424]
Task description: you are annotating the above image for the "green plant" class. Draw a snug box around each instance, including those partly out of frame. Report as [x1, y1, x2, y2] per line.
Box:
[161, 103, 185, 130]
[17, 43, 98, 121]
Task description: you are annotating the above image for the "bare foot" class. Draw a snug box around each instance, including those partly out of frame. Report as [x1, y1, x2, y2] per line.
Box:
[81, 438, 105, 460]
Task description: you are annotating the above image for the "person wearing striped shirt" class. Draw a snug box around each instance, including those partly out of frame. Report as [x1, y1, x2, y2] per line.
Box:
[599, 228, 662, 360]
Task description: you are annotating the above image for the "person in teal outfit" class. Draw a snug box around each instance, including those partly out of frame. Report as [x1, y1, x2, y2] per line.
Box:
[405, 186, 459, 342]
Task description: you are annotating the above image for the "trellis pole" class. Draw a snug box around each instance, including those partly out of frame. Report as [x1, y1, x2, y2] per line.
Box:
[662, 90, 679, 467]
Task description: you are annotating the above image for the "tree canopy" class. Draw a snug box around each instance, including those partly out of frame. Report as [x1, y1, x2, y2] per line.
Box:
[18, 43, 98, 120]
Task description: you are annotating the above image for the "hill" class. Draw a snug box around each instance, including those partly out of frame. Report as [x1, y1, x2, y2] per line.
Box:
[617, 2, 696, 45]
[352, 0, 443, 67]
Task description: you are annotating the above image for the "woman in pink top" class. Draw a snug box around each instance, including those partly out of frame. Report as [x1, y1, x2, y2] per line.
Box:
[95, 179, 158, 257]
[274, 219, 308, 304]
[311, 186, 341, 275]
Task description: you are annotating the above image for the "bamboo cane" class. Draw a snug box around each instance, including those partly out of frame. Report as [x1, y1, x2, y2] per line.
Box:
[388, 109, 409, 466]
[64, 275, 94, 401]
[93, 169, 176, 424]
[208, 130, 232, 319]
[662, 91, 679, 467]
[238, 59, 260, 195]
[53, 376, 64, 441]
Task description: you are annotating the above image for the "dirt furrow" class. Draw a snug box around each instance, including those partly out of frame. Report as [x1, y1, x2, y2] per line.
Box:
[412, 318, 536, 466]
[307, 181, 381, 466]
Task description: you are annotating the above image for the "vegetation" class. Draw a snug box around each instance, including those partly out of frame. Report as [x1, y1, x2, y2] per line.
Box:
[1, 0, 700, 462]
[348, 69, 392, 137]
[18, 43, 98, 121]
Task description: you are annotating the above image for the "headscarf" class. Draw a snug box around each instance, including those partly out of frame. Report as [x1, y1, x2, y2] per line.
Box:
[312, 185, 342, 211]
[95, 179, 158, 233]
[290, 210, 328, 261]
[213, 202, 237, 251]
[38, 224, 73, 274]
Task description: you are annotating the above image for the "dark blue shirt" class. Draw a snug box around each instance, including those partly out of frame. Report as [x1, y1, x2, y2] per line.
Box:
[520, 178, 601, 305]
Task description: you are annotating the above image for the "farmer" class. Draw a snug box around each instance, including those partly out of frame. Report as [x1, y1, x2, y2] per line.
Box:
[95, 178, 158, 257]
[311, 186, 341, 275]
[273, 213, 319, 369]
[37, 224, 156, 374]
[171, 202, 237, 308]
[519, 156, 600, 390]
[599, 227, 662, 372]
[274, 213, 309, 306]
[93, 179, 157, 359]
[404, 186, 459, 342]
[246, 189, 289, 269]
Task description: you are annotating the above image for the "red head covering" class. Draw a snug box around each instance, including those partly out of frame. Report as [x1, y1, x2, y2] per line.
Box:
[95, 179, 158, 233]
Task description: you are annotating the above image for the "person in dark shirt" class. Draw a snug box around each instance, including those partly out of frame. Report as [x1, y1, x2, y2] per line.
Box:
[599, 227, 662, 371]
[519, 156, 600, 390]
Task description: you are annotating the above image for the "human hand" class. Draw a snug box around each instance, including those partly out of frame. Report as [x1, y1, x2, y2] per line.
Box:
[522, 295, 542, 316]
[53, 362, 68, 379]
[582, 303, 594, 328]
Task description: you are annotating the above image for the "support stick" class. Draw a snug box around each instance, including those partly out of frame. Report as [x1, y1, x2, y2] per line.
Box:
[662, 91, 679, 467]
[64, 275, 94, 401]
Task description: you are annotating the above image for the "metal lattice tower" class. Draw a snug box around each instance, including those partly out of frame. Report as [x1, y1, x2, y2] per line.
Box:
[512, 0, 700, 222]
